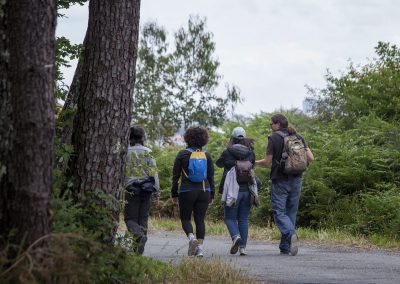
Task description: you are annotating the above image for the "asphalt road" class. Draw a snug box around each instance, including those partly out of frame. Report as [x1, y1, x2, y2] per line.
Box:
[143, 232, 400, 284]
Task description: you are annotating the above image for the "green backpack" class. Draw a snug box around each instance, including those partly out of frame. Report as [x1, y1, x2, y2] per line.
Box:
[276, 131, 308, 174]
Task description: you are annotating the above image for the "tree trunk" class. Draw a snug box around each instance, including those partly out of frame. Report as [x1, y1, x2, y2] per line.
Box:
[68, 0, 140, 237]
[0, 0, 56, 246]
[58, 36, 86, 146]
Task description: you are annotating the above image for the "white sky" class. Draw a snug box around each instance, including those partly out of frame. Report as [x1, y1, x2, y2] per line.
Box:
[57, 0, 400, 116]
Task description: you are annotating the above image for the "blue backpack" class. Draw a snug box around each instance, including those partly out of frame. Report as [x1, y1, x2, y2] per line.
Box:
[183, 148, 208, 183]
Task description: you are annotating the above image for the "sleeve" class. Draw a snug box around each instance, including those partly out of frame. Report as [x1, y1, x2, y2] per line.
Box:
[149, 156, 161, 197]
[215, 149, 227, 168]
[266, 136, 274, 155]
[206, 152, 215, 199]
[171, 152, 182, 198]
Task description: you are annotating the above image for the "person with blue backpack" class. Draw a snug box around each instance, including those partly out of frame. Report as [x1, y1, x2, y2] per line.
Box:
[171, 126, 215, 257]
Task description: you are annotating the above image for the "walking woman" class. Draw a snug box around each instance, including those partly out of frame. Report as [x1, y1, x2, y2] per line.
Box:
[171, 126, 215, 257]
[124, 125, 160, 255]
[216, 127, 256, 256]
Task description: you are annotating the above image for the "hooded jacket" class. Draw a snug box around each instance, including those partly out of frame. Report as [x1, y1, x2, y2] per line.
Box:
[216, 144, 255, 194]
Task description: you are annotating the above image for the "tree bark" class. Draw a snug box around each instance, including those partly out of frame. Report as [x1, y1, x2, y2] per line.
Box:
[68, 0, 140, 234]
[0, 0, 56, 246]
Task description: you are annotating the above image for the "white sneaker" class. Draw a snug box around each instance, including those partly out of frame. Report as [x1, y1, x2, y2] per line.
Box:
[230, 235, 242, 254]
[290, 233, 299, 256]
[188, 239, 199, 256]
[195, 245, 204, 257]
[239, 247, 247, 256]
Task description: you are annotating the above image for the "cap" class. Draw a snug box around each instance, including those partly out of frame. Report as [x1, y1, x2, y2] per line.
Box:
[231, 127, 246, 139]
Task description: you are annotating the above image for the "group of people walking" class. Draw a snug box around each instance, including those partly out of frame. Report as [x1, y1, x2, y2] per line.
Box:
[123, 113, 314, 257]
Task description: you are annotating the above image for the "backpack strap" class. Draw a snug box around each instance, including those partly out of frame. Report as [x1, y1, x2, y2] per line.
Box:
[275, 130, 288, 138]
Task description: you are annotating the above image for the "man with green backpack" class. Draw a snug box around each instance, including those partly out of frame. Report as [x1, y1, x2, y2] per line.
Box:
[256, 114, 314, 256]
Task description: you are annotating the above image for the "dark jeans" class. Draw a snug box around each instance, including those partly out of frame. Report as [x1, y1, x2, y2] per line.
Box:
[124, 191, 152, 244]
[179, 190, 210, 239]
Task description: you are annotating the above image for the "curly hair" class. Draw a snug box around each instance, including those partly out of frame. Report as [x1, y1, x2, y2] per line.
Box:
[183, 126, 209, 148]
[129, 125, 145, 146]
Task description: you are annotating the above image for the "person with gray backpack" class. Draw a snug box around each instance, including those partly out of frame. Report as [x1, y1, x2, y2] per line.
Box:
[124, 125, 160, 255]
[216, 127, 257, 256]
[256, 114, 314, 256]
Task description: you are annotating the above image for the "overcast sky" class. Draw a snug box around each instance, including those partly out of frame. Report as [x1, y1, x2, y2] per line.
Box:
[57, 0, 400, 116]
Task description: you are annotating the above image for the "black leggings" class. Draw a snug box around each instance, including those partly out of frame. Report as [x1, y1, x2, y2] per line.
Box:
[179, 190, 210, 239]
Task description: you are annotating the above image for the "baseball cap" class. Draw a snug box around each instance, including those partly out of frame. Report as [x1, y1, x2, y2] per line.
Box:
[231, 127, 246, 139]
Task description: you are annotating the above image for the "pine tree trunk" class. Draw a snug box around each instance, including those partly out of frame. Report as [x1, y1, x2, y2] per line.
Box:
[0, 0, 56, 246]
[68, 0, 140, 235]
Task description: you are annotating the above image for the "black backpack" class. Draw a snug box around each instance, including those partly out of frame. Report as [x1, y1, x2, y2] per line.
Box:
[235, 160, 253, 183]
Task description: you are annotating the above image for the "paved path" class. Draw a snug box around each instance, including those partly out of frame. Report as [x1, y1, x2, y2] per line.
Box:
[144, 232, 400, 284]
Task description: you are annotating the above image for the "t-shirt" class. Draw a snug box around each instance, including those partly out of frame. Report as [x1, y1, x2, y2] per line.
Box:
[266, 129, 308, 181]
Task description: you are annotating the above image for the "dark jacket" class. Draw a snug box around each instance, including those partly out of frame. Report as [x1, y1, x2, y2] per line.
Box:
[216, 144, 256, 194]
[171, 148, 215, 199]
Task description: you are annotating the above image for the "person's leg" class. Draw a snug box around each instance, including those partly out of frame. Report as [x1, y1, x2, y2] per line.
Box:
[286, 176, 302, 256]
[124, 192, 142, 239]
[192, 191, 210, 240]
[179, 191, 199, 256]
[136, 192, 152, 254]
[178, 191, 196, 236]
[193, 191, 210, 257]
[271, 179, 294, 253]
[224, 203, 240, 240]
[237, 191, 251, 249]
[286, 176, 302, 228]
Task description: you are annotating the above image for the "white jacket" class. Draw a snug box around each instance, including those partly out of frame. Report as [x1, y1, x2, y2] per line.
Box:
[221, 167, 239, 207]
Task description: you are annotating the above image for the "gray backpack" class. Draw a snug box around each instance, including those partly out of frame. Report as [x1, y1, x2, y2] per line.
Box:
[276, 131, 308, 174]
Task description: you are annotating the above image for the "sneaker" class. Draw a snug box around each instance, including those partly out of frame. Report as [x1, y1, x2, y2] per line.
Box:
[195, 245, 204, 257]
[290, 233, 299, 256]
[137, 236, 147, 255]
[239, 247, 247, 256]
[280, 251, 290, 256]
[230, 235, 242, 255]
[188, 239, 199, 256]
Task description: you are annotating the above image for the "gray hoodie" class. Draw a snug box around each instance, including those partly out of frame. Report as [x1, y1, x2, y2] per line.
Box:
[125, 144, 160, 196]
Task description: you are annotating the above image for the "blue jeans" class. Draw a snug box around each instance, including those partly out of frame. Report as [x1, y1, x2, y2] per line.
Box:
[271, 176, 302, 253]
[224, 191, 251, 248]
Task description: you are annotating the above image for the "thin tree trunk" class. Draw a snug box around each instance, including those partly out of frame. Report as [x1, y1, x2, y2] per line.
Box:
[0, 0, 56, 246]
[68, 0, 140, 238]
[58, 36, 86, 146]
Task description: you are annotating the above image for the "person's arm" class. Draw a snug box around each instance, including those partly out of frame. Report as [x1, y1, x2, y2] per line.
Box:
[306, 148, 314, 162]
[171, 152, 182, 199]
[255, 155, 272, 167]
[256, 136, 273, 167]
[207, 152, 215, 200]
[215, 150, 227, 168]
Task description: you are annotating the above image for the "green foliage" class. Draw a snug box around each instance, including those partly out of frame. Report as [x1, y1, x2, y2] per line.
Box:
[149, 108, 400, 241]
[57, 0, 87, 17]
[55, 37, 83, 100]
[308, 42, 400, 126]
[133, 16, 242, 142]
[133, 22, 179, 141]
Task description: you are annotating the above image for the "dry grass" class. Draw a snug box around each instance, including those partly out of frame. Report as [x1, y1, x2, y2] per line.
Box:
[171, 257, 265, 284]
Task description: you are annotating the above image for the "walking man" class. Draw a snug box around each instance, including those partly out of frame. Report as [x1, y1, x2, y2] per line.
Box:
[256, 114, 314, 255]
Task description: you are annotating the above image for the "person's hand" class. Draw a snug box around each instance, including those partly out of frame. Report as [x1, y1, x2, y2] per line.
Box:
[172, 197, 179, 206]
[153, 196, 160, 205]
